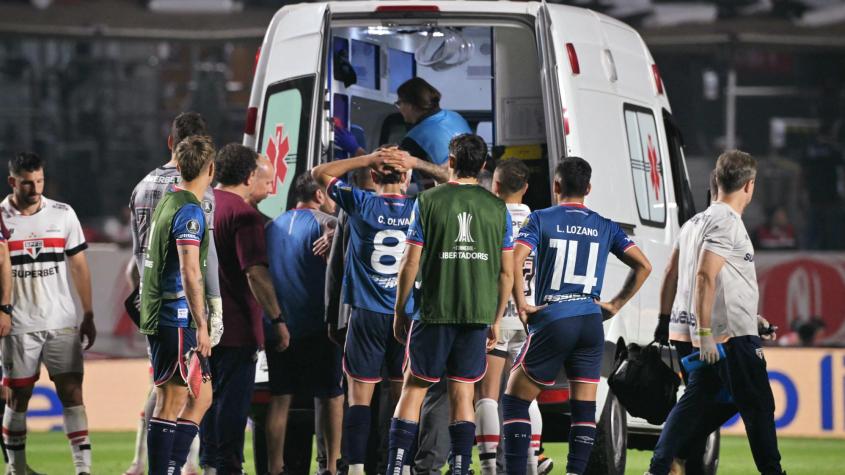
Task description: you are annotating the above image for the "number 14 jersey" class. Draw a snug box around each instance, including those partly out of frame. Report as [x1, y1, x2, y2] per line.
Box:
[327, 178, 415, 315]
[515, 203, 635, 332]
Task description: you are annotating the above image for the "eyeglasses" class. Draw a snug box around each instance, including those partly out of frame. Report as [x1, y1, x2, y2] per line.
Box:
[393, 100, 404, 109]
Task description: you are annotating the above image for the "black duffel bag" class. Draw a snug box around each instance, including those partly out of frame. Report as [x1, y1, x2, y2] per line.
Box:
[608, 338, 681, 425]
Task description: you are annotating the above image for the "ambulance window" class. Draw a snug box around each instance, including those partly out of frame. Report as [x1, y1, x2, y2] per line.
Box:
[663, 110, 696, 225]
[623, 104, 667, 227]
[257, 77, 315, 217]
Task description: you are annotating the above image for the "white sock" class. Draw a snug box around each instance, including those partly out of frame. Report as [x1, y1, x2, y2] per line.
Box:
[63, 405, 92, 474]
[348, 464, 365, 475]
[402, 464, 411, 475]
[3, 406, 27, 473]
[130, 391, 155, 470]
[184, 433, 200, 469]
[528, 400, 542, 475]
[474, 398, 500, 475]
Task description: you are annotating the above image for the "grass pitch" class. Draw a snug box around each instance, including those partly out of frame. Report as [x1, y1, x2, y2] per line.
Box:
[11, 431, 844, 474]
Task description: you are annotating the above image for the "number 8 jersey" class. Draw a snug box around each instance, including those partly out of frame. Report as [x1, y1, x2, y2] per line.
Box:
[327, 178, 415, 315]
[515, 202, 635, 332]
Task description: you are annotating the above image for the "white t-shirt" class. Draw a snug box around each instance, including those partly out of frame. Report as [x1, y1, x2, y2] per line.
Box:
[670, 202, 758, 345]
[502, 203, 535, 331]
[1, 196, 87, 335]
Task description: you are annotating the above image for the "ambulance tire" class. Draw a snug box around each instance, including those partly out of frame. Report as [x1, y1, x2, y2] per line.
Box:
[699, 429, 720, 475]
[585, 391, 627, 475]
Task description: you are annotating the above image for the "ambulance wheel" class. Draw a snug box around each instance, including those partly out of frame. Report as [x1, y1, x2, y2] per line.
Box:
[700, 429, 720, 475]
[584, 391, 626, 475]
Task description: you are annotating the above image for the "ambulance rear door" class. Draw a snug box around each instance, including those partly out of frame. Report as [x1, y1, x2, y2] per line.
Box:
[244, 2, 331, 218]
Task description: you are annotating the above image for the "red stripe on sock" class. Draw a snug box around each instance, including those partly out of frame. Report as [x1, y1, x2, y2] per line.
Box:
[2, 428, 26, 436]
[531, 434, 541, 440]
[2, 374, 39, 388]
[475, 435, 501, 443]
[66, 430, 88, 439]
[176, 418, 199, 429]
[503, 418, 531, 425]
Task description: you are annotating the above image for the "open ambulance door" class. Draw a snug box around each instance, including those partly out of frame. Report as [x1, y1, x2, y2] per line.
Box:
[244, 3, 331, 218]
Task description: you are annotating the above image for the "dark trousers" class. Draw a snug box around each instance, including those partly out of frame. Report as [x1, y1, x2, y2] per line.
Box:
[651, 336, 782, 475]
[414, 380, 450, 475]
[201, 346, 257, 474]
[671, 341, 709, 475]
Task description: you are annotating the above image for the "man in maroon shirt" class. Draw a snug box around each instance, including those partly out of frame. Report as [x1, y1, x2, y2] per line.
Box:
[200, 143, 290, 474]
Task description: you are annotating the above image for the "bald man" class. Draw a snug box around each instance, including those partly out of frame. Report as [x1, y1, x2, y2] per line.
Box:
[247, 156, 275, 208]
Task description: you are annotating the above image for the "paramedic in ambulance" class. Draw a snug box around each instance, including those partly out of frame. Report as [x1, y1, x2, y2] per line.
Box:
[395, 77, 472, 171]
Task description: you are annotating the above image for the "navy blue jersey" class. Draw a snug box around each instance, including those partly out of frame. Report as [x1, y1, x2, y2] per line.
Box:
[266, 207, 336, 339]
[515, 203, 635, 332]
[327, 178, 414, 315]
[159, 203, 205, 328]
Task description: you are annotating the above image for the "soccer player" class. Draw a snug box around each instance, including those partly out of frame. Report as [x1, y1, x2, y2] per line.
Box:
[647, 151, 785, 475]
[389, 133, 514, 475]
[0, 210, 12, 466]
[140, 135, 215, 475]
[474, 158, 545, 475]
[503, 156, 652, 475]
[0, 152, 97, 475]
[311, 146, 447, 475]
[125, 112, 221, 475]
[265, 173, 341, 475]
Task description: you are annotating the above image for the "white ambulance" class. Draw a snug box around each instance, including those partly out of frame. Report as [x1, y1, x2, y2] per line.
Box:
[243, 2, 712, 473]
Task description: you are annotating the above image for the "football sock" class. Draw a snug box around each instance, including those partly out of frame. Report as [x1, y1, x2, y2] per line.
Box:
[0, 403, 7, 464]
[131, 391, 156, 469]
[169, 418, 199, 473]
[3, 406, 27, 473]
[147, 417, 177, 475]
[502, 394, 532, 475]
[343, 405, 371, 474]
[130, 410, 147, 469]
[567, 399, 597, 475]
[474, 398, 500, 475]
[449, 420, 476, 475]
[386, 418, 418, 475]
[186, 430, 200, 469]
[63, 405, 92, 474]
[528, 400, 543, 475]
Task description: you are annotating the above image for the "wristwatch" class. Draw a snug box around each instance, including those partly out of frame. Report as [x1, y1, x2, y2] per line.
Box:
[271, 314, 286, 325]
[0, 304, 13, 316]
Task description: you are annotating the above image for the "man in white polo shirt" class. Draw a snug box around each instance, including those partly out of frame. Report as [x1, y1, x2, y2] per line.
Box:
[647, 150, 784, 475]
[0, 152, 96, 475]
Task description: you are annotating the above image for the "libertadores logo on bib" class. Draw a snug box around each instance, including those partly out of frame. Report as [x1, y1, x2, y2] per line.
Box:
[455, 212, 475, 243]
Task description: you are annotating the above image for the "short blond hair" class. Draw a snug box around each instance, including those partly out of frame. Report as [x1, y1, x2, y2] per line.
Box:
[715, 149, 756, 193]
[175, 135, 215, 181]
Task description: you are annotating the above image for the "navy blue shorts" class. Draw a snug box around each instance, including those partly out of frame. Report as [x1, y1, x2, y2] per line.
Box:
[343, 307, 404, 383]
[513, 313, 603, 386]
[404, 321, 488, 384]
[267, 332, 343, 398]
[147, 326, 195, 387]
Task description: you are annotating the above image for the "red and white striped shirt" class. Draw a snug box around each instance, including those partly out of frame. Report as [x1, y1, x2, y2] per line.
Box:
[0, 196, 87, 334]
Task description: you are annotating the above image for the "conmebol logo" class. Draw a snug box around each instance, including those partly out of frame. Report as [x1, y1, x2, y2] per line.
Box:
[455, 212, 474, 243]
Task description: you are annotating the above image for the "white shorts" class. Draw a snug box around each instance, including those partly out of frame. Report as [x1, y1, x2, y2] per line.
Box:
[491, 328, 528, 362]
[1, 328, 84, 388]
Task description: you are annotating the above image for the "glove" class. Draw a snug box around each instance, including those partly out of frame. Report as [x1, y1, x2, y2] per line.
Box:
[333, 122, 360, 156]
[698, 329, 720, 365]
[757, 315, 777, 341]
[207, 297, 224, 347]
[654, 313, 670, 345]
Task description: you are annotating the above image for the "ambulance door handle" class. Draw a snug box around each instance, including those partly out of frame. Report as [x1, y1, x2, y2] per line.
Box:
[616, 221, 636, 236]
